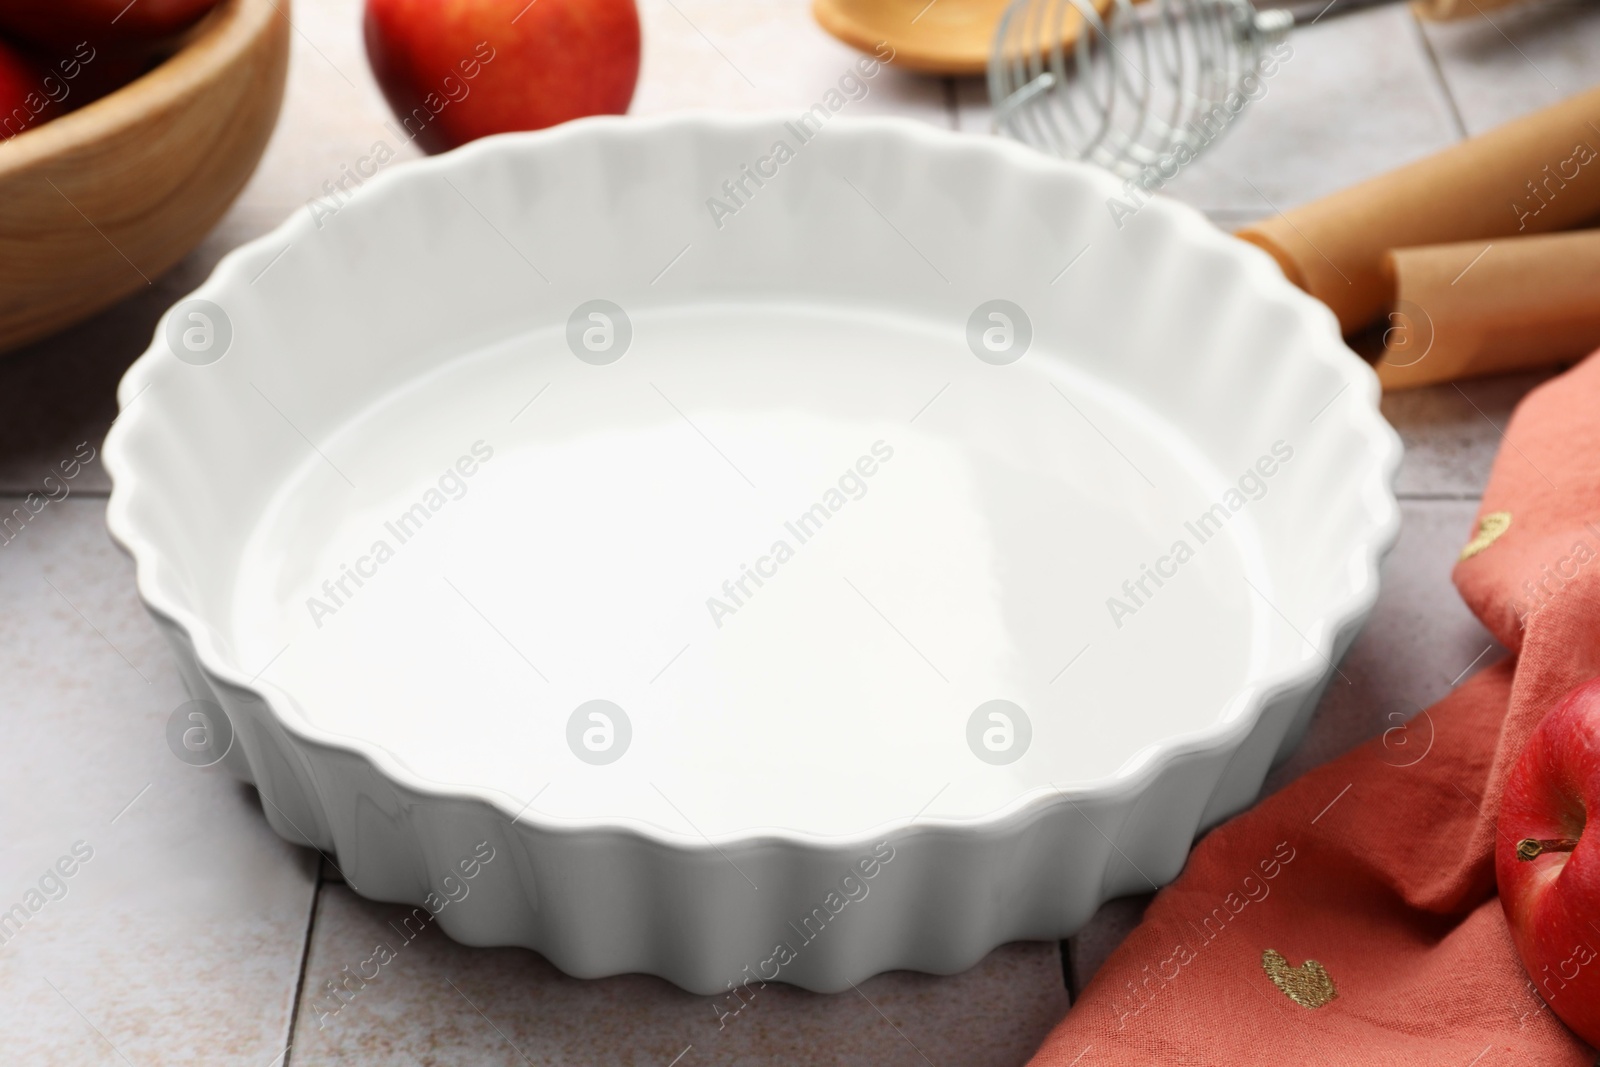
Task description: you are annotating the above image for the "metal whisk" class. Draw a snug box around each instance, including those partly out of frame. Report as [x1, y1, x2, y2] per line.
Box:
[989, 0, 1297, 179]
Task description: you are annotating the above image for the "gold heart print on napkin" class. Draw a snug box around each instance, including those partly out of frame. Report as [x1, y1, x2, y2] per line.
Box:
[1261, 949, 1339, 1009]
[1459, 510, 1512, 561]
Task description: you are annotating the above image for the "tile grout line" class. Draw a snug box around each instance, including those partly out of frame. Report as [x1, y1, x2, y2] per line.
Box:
[279, 862, 325, 1067]
[0, 489, 113, 499]
[1408, 7, 1469, 140]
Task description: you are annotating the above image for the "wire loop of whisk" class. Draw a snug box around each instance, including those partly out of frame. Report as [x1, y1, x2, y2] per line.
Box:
[990, 0, 1294, 180]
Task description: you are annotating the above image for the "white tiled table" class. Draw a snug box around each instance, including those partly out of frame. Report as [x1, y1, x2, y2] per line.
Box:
[0, 1, 1594, 1063]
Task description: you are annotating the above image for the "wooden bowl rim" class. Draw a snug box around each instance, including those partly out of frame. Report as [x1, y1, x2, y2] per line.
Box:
[0, 0, 284, 178]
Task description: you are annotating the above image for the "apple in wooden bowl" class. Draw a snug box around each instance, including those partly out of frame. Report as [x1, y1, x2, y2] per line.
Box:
[0, 0, 289, 353]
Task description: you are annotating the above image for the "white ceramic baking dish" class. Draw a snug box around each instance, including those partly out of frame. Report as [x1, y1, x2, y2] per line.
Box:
[105, 113, 1400, 994]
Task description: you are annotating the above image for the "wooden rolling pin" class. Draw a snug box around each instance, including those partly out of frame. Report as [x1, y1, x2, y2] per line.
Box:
[1377, 228, 1600, 389]
[1412, 0, 1531, 18]
[1236, 86, 1600, 334]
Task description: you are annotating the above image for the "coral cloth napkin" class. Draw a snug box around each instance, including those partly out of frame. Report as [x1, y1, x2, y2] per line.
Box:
[1028, 353, 1600, 1066]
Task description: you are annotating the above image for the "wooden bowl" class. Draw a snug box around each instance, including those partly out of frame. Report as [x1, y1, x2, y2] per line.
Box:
[0, 0, 289, 353]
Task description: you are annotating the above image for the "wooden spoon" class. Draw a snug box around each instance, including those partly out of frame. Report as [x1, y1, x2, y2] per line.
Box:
[812, 0, 1113, 77]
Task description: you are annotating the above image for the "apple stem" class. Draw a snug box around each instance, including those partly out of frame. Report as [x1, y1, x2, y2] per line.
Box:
[1516, 837, 1580, 862]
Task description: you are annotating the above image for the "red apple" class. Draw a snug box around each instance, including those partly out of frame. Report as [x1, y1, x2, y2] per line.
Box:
[0, 0, 221, 49]
[364, 0, 640, 155]
[64, 44, 157, 108]
[0, 37, 155, 141]
[0, 35, 51, 141]
[1498, 675, 1600, 1045]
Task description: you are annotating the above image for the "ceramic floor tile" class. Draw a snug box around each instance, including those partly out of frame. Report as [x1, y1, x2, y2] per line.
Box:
[0, 499, 318, 1066]
[633, 0, 952, 124]
[953, 4, 1461, 214]
[1382, 368, 1562, 500]
[0, 340, 123, 496]
[289, 883, 1068, 1067]
[1418, 0, 1600, 135]
[1065, 895, 1150, 998]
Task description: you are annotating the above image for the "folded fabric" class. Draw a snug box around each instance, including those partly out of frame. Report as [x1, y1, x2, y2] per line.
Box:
[1027, 352, 1600, 1066]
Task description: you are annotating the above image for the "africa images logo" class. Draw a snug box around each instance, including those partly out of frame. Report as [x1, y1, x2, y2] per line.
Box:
[305, 441, 495, 628]
[1105, 441, 1294, 628]
[703, 42, 897, 230]
[705, 441, 894, 628]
